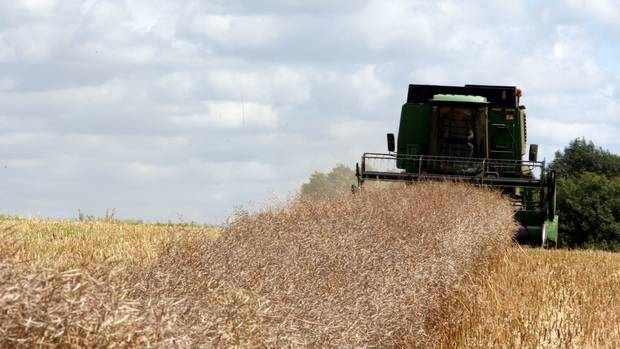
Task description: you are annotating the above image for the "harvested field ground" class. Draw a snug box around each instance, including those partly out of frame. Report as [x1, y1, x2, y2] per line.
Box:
[1, 183, 618, 348]
[439, 248, 620, 348]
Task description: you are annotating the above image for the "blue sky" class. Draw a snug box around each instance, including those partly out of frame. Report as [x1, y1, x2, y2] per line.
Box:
[0, 0, 619, 223]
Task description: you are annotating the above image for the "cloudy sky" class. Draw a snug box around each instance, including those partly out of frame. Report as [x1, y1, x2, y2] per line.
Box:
[1, 0, 619, 223]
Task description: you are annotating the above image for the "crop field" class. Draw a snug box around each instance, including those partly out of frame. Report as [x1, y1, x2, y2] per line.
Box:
[439, 248, 620, 348]
[1, 183, 619, 348]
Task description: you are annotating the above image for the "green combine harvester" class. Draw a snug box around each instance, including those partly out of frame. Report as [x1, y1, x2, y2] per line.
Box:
[356, 84, 558, 247]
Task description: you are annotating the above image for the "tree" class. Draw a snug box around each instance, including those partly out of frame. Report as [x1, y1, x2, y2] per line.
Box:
[551, 138, 620, 178]
[557, 173, 620, 251]
[300, 164, 357, 200]
[551, 138, 620, 251]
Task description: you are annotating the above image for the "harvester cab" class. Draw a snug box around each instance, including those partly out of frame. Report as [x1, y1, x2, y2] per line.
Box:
[356, 84, 558, 247]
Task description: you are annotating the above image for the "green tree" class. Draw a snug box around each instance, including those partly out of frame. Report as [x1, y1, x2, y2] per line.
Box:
[300, 164, 357, 200]
[557, 173, 620, 251]
[551, 138, 620, 251]
[551, 138, 620, 178]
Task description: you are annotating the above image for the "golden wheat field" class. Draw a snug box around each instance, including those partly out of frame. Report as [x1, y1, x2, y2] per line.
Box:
[438, 247, 620, 348]
[1, 183, 619, 348]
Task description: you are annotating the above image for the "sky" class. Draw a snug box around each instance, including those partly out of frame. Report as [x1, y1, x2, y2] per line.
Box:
[1, 0, 619, 224]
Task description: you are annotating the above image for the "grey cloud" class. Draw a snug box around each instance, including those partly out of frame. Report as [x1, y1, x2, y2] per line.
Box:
[1, 0, 619, 223]
[187, 0, 365, 15]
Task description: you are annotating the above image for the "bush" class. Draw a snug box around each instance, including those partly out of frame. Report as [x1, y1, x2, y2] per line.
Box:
[300, 164, 357, 200]
[552, 138, 620, 178]
[557, 173, 620, 251]
[552, 138, 620, 251]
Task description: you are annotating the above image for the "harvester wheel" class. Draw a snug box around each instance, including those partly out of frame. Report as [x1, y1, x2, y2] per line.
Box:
[545, 240, 557, 249]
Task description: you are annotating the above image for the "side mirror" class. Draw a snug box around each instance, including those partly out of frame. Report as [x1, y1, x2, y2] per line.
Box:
[387, 133, 395, 152]
[529, 144, 538, 162]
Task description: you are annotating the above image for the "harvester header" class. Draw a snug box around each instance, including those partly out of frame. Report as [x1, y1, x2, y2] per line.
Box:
[356, 84, 558, 247]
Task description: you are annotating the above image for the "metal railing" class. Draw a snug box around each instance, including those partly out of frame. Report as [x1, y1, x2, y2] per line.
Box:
[359, 152, 546, 189]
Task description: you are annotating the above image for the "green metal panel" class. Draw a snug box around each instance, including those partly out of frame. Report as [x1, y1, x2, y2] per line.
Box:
[515, 210, 546, 228]
[489, 108, 515, 160]
[487, 107, 526, 161]
[397, 103, 432, 164]
[519, 108, 527, 156]
[513, 210, 558, 246]
[544, 215, 559, 245]
[514, 108, 525, 158]
[396, 100, 527, 170]
[515, 210, 544, 244]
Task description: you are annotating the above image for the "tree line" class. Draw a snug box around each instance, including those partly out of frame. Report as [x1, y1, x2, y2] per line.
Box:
[551, 138, 620, 251]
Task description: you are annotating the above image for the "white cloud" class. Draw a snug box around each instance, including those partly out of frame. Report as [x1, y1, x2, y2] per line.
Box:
[528, 119, 620, 161]
[0, 23, 67, 62]
[18, 0, 56, 13]
[189, 13, 279, 48]
[327, 119, 392, 159]
[127, 161, 176, 180]
[354, 1, 435, 52]
[1, 0, 619, 223]
[201, 160, 278, 182]
[350, 65, 393, 112]
[170, 101, 278, 129]
[205, 67, 312, 106]
[564, 0, 620, 23]
[4, 158, 44, 169]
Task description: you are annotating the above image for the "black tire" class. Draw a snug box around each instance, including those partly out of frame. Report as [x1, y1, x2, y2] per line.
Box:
[544, 240, 557, 249]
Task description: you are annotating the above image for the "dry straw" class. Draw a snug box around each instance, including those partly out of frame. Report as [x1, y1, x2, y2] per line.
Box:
[439, 247, 620, 348]
[1, 182, 515, 348]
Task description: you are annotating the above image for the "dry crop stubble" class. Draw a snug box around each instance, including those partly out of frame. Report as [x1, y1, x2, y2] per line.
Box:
[438, 247, 620, 348]
[1, 183, 515, 348]
[0, 219, 218, 347]
[0, 218, 218, 270]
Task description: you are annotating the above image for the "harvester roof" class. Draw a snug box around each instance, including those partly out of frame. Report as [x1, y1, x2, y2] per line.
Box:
[408, 84, 519, 108]
[429, 94, 489, 104]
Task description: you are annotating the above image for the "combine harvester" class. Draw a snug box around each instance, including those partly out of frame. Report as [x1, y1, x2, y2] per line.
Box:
[356, 84, 558, 247]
